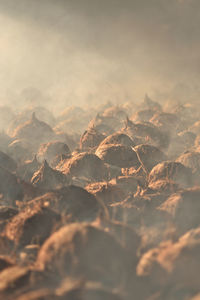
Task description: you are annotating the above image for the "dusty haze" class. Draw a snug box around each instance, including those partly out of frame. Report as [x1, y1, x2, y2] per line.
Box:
[0, 0, 199, 111]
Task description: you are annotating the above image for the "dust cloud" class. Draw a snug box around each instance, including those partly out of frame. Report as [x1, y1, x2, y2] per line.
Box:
[0, 0, 199, 111]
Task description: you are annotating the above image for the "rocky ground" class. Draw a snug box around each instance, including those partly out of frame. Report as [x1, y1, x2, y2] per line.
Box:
[0, 95, 199, 299]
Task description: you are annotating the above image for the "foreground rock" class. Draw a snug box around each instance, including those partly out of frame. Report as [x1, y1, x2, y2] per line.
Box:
[37, 223, 131, 288]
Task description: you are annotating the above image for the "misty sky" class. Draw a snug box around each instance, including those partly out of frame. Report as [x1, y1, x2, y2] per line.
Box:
[0, 0, 200, 109]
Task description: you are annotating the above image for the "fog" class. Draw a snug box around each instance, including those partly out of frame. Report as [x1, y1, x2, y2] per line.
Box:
[0, 0, 200, 111]
[1, 3, 200, 299]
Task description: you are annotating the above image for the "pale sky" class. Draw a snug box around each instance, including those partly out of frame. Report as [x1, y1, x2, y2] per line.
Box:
[0, 0, 199, 109]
